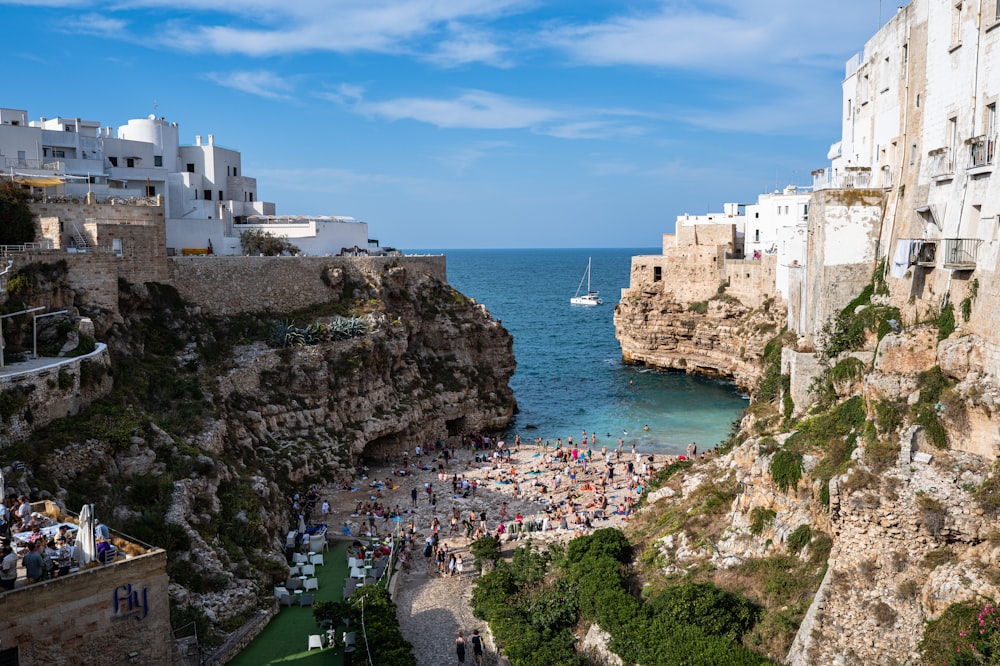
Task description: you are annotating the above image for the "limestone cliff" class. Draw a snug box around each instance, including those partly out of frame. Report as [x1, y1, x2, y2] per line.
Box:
[614, 292, 784, 392]
[0, 256, 515, 638]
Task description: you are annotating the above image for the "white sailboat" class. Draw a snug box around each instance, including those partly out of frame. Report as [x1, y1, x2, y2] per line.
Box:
[571, 257, 603, 306]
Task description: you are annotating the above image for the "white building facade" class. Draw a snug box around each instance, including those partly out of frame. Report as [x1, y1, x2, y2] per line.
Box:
[0, 107, 376, 257]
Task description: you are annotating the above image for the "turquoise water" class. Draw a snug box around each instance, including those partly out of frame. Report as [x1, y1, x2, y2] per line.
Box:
[420, 248, 748, 456]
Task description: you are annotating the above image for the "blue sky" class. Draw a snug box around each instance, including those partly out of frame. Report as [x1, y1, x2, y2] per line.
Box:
[3, 1, 902, 249]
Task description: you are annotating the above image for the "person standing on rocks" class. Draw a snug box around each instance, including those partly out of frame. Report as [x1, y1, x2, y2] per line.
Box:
[456, 631, 467, 664]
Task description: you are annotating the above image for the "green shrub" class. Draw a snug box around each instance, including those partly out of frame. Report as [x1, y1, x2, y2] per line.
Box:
[645, 582, 762, 642]
[469, 535, 501, 572]
[919, 601, 983, 665]
[786, 525, 811, 553]
[749, 506, 777, 536]
[688, 301, 708, 314]
[937, 301, 956, 340]
[770, 448, 803, 493]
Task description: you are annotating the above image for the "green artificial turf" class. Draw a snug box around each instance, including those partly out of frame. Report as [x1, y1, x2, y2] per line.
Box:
[230, 540, 352, 665]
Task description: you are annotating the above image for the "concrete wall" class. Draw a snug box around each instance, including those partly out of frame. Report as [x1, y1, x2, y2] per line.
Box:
[0, 549, 178, 665]
[168, 255, 447, 316]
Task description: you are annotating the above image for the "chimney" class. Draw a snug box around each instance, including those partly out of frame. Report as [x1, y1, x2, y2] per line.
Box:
[208, 134, 214, 146]
[195, 135, 202, 146]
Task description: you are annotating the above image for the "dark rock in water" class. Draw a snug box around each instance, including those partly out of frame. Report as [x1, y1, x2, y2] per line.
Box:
[524, 424, 538, 430]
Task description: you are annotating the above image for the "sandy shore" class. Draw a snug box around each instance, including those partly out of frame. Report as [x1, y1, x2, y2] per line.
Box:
[313, 438, 683, 665]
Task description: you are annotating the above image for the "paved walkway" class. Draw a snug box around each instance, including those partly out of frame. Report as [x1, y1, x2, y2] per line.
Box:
[395, 565, 498, 666]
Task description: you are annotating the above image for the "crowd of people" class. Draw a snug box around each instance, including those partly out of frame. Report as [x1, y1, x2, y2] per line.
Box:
[0, 495, 118, 591]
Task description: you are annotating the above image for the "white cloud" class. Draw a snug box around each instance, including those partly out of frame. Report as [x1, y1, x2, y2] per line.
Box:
[358, 90, 559, 130]
[432, 141, 511, 175]
[544, 0, 901, 76]
[133, 0, 530, 60]
[203, 70, 295, 100]
[74, 12, 129, 36]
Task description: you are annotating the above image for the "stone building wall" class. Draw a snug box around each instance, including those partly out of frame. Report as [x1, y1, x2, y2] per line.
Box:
[802, 190, 885, 346]
[0, 549, 178, 665]
[675, 222, 736, 247]
[725, 255, 778, 309]
[167, 255, 447, 316]
[13, 250, 122, 317]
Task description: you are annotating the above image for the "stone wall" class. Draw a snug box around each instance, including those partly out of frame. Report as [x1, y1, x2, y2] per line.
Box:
[12, 250, 122, 317]
[676, 222, 736, 248]
[726, 255, 778, 309]
[0, 345, 113, 447]
[802, 190, 885, 346]
[168, 255, 447, 316]
[0, 549, 178, 665]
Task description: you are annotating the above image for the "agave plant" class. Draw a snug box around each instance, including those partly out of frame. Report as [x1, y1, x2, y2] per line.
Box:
[270, 320, 306, 348]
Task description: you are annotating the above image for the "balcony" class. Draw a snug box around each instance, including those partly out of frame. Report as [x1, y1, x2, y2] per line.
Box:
[941, 238, 982, 270]
[927, 148, 955, 181]
[967, 134, 996, 174]
[812, 167, 872, 191]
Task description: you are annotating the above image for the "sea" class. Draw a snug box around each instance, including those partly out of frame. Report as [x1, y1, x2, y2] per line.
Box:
[417, 248, 749, 456]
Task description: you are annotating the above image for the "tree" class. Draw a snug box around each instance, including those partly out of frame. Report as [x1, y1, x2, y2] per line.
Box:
[239, 229, 299, 256]
[0, 182, 36, 245]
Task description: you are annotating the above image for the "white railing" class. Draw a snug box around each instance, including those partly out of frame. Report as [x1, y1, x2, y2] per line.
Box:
[812, 168, 873, 191]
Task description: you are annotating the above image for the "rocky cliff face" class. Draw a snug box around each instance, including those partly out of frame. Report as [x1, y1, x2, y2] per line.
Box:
[614, 291, 785, 392]
[0, 257, 515, 636]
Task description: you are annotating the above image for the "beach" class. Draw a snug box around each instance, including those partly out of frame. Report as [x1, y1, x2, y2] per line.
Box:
[318, 436, 685, 665]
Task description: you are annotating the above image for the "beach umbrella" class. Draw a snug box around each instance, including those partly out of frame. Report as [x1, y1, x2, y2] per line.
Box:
[77, 503, 96, 566]
[297, 513, 306, 534]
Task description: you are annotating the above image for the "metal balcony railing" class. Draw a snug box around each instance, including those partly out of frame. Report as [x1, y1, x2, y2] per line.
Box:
[812, 168, 872, 191]
[968, 134, 996, 169]
[942, 238, 982, 270]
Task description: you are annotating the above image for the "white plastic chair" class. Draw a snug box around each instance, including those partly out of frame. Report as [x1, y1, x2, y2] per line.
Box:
[292, 552, 308, 564]
[300, 564, 315, 576]
[348, 557, 360, 568]
[310, 553, 325, 567]
[307, 635, 323, 651]
[303, 577, 319, 592]
[350, 566, 366, 579]
[288, 565, 300, 576]
[309, 534, 326, 552]
[273, 586, 289, 598]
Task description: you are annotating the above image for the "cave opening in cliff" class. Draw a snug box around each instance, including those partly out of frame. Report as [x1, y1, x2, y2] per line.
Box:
[360, 433, 408, 463]
[446, 418, 466, 438]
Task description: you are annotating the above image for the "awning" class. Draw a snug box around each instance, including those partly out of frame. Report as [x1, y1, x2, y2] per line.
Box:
[827, 141, 843, 160]
[12, 176, 64, 187]
[915, 204, 940, 227]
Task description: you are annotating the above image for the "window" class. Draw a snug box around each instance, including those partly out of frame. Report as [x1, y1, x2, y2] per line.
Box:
[146, 185, 156, 196]
[186, 163, 195, 173]
[154, 155, 163, 167]
[916, 94, 921, 108]
[952, 2, 963, 46]
[847, 98, 852, 118]
[108, 156, 118, 167]
[218, 190, 223, 200]
[16, 150, 24, 165]
[754, 229, 761, 242]
[249, 192, 254, 202]
[233, 167, 238, 176]
[204, 189, 211, 200]
[112, 238, 123, 257]
[903, 43, 908, 63]
[126, 157, 135, 168]
[52, 149, 65, 158]
[988, 103, 997, 137]
[653, 266, 662, 282]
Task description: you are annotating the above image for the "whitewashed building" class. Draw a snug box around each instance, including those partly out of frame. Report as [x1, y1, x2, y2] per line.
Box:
[0, 107, 378, 256]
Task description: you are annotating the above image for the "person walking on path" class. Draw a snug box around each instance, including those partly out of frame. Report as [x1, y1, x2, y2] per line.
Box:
[471, 629, 484, 666]
[456, 631, 467, 664]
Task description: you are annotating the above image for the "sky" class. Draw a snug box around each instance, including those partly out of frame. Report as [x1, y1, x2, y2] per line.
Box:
[2, 1, 906, 249]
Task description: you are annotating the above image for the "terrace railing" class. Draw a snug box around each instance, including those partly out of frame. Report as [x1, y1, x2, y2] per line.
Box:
[942, 238, 982, 270]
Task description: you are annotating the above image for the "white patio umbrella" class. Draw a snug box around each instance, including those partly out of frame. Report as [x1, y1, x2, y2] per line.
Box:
[77, 503, 96, 566]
